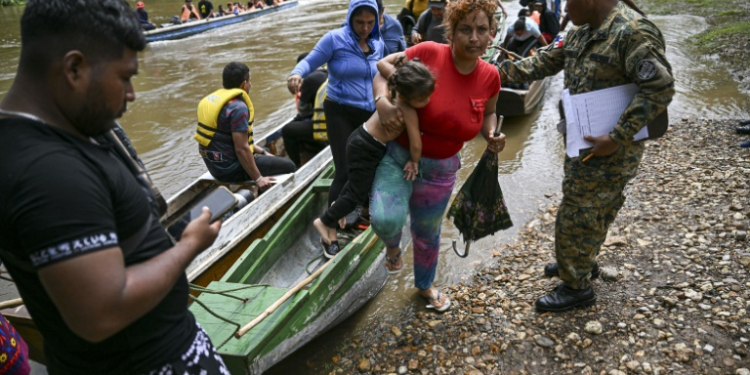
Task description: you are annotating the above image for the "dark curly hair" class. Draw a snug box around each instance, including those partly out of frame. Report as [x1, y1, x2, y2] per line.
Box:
[387, 57, 435, 103]
[441, 0, 498, 42]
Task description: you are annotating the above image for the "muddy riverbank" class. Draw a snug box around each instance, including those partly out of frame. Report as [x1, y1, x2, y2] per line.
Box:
[331, 117, 750, 375]
[641, 0, 750, 92]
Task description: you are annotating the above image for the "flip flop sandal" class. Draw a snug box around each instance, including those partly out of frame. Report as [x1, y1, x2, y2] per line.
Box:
[424, 290, 451, 313]
[384, 250, 403, 275]
[321, 239, 340, 259]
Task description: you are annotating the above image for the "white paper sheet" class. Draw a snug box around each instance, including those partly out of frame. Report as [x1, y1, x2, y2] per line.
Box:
[562, 84, 649, 157]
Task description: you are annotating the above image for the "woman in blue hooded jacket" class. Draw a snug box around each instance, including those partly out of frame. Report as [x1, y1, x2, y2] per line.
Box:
[287, 0, 384, 256]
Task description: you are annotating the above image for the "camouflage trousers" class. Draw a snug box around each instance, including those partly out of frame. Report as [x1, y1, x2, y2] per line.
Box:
[556, 142, 644, 289]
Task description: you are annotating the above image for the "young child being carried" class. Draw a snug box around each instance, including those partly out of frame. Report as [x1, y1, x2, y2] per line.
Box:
[313, 58, 435, 259]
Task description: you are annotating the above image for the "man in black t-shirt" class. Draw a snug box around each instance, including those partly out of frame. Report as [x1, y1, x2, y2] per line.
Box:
[198, 0, 215, 19]
[0, 1, 227, 374]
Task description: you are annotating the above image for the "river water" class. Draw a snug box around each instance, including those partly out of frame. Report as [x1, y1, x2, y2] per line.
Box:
[0, 1, 748, 374]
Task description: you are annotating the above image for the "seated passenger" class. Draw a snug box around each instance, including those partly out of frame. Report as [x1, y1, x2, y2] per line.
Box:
[134, 1, 156, 30]
[196, 62, 296, 190]
[180, 0, 202, 22]
[198, 0, 215, 20]
[502, 16, 547, 58]
[253, 0, 264, 9]
[282, 53, 329, 168]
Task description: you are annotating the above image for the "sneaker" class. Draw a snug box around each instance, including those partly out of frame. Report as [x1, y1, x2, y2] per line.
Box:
[321, 239, 340, 259]
[740, 119, 750, 126]
[736, 124, 750, 135]
[741, 140, 750, 148]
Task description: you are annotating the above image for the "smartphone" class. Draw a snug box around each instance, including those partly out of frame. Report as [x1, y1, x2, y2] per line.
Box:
[189, 186, 238, 223]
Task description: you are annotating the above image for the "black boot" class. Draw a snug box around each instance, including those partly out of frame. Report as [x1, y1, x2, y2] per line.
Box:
[737, 123, 750, 134]
[543, 262, 600, 279]
[535, 284, 596, 312]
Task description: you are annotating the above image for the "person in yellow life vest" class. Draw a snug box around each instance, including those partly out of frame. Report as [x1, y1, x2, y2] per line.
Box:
[281, 52, 329, 168]
[196, 62, 295, 190]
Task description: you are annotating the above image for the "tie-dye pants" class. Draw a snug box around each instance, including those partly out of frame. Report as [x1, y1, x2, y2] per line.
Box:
[370, 142, 460, 290]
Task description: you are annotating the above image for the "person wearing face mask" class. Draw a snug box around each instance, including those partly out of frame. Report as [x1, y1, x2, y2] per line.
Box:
[286, 0, 384, 257]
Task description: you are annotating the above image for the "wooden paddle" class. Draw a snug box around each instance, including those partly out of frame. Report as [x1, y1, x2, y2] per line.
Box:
[234, 258, 333, 338]
[0, 298, 24, 310]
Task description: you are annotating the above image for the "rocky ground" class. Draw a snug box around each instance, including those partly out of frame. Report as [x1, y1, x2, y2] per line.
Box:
[330, 119, 750, 375]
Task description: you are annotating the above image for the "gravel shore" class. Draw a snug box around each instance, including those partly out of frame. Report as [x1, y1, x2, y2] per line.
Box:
[332, 118, 750, 375]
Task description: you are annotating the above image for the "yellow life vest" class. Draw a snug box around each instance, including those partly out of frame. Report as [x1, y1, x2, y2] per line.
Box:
[195, 88, 255, 153]
[312, 80, 328, 142]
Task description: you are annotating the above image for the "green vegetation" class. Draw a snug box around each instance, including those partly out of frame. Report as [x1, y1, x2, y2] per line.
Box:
[641, 0, 750, 63]
[0, 0, 25, 5]
[696, 21, 750, 46]
[716, 9, 745, 17]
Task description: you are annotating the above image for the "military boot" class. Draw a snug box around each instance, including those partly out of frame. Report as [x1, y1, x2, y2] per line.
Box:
[535, 284, 596, 312]
[543, 262, 601, 279]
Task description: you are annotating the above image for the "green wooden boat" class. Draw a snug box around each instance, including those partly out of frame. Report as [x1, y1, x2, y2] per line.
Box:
[189, 163, 388, 374]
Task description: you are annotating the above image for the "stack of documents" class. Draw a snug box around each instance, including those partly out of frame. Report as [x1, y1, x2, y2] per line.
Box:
[562, 84, 649, 157]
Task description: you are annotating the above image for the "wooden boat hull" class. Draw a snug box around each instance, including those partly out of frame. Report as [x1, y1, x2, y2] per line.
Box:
[496, 76, 550, 117]
[144, 1, 298, 43]
[189, 165, 388, 375]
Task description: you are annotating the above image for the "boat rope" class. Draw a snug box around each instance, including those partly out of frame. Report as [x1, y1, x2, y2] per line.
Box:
[305, 255, 326, 275]
[188, 284, 272, 349]
[188, 295, 241, 349]
[188, 283, 271, 302]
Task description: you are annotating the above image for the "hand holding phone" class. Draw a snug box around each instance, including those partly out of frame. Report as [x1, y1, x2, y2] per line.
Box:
[189, 187, 238, 222]
[180, 207, 222, 254]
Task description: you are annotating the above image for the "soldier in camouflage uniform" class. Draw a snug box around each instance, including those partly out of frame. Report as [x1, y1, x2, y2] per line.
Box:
[497, 0, 674, 312]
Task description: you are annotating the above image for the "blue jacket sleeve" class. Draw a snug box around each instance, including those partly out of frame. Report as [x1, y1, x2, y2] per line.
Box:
[290, 32, 335, 78]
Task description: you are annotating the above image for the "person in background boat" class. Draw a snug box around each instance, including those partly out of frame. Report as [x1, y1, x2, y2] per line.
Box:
[282, 53, 329, 169]
[372, 0, 504, 313]
[402, 0, 430, 21]
[410, 0, 447, 45]
[495, 0, 508, 17]
[181, 0, 202, 22]
[534, 0, 558, 43]
[287, 0, 385, 247]
[217, 4, 230, 15]
[0, 310, 30, 375]
[253, 0, 264, 9]
[198, 0, 215, 19]
[502, 15, 547, 57]
[497, 0, 673, 312]
[197, 62, 295, 191]
[378, 0, 407, 55]
[0, 0, 229, 373]
[134, 1, 156, 30]
[528, 1, 540, 24]
[314, 58, 434, 258]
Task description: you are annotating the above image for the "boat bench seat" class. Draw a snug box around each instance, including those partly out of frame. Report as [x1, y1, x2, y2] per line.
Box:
[311, 178, 333, 192]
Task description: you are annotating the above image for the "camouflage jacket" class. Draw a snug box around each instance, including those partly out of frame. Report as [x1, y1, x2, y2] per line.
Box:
[498, 2, 675, 147]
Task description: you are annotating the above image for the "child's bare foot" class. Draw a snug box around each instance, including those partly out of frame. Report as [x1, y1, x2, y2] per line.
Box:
[313, 218, 331, 244]
[338, 217, 346, 229]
